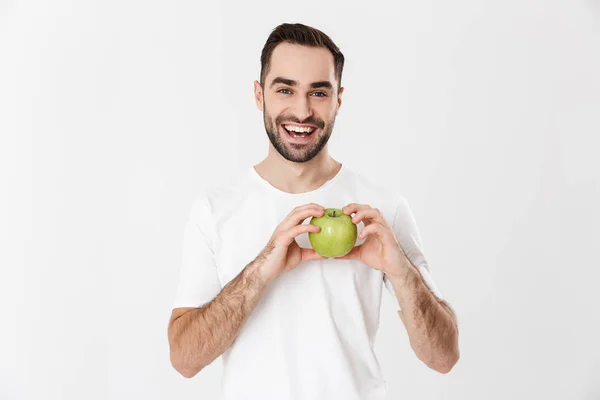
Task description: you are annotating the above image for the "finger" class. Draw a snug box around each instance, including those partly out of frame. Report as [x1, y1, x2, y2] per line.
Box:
[334, 244, 362, 260]
[301, 247, 328, 261]
[278, 223, 320, 246]
[342, 203, 371, 216]
[352, 208, 385, 226]
[357, 222, 384, 240]
[281, 206, 325, 230]
[341, 204, 376, 226]
[289, 223, 321, 237]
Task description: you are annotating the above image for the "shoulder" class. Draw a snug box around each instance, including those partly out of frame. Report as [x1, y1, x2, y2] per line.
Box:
[343, 165, 409, 209]
[188, 167, 256, 223]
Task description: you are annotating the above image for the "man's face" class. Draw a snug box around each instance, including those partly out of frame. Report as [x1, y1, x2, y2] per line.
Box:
[254, 42, 343, 163]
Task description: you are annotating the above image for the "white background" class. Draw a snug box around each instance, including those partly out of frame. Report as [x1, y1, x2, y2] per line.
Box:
[2, 0, 599, 399]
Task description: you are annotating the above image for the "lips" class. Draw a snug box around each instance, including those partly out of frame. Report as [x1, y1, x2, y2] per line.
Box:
[280, 124, 318, 144]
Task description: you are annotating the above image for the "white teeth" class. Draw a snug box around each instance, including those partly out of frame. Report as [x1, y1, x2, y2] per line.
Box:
[284, 125, 315, 133]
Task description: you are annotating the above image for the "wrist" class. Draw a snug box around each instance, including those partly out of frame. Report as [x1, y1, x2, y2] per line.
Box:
[385, 263, 419, 291]
[247, 258, 276, 287]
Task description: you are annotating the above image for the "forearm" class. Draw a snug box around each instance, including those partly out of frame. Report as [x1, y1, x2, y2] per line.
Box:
[169, 258, 269, 377]
[387, 266, 459, 373]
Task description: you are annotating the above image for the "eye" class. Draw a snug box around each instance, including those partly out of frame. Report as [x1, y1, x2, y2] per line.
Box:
[277, 88, 292, 94]
[312, 92, 327, 97]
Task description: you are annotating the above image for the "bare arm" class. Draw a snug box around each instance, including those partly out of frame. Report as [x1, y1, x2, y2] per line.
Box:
[336, 203, 459, 373]
[167, 203, 326, 378]
[168, 257, 269, 378]
[388, 266, 460, 373]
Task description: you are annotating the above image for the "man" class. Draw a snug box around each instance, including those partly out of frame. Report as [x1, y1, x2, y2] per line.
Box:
[168, 22, 459, 399]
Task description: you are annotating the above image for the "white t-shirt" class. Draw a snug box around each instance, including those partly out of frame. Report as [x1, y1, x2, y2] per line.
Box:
[173, 163, 444, 400]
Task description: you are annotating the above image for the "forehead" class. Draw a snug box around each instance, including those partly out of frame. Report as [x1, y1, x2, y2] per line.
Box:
[267, 42, 336, 86]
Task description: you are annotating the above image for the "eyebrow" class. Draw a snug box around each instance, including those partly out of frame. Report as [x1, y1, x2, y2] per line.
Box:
[270, 76, 334, 90]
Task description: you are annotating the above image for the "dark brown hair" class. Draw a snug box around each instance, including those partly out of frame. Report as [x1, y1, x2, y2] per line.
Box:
[259, 23, 345, 92]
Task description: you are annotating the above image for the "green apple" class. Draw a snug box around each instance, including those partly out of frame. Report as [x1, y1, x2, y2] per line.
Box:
[308, 208, 357, 258]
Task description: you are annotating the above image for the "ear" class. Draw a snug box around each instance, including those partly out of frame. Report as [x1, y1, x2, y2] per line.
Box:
[336, 86, 344, 116]
[254, 80, 263, 111]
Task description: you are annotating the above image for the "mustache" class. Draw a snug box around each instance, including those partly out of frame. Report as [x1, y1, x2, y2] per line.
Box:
[276, 115, 325, 129]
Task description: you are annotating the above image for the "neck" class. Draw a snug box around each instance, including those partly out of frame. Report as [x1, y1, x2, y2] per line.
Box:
[253, 146, 342, 194]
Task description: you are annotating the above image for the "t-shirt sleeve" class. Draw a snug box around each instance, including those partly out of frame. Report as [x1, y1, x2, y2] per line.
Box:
[172, 195, 223, 309]
[383, 195, 444, 311]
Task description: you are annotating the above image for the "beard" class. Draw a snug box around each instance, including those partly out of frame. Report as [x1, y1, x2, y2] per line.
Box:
[263, 104, 335, 163]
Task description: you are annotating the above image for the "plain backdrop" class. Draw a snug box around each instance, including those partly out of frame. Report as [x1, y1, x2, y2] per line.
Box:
[2, 0, 599, 399]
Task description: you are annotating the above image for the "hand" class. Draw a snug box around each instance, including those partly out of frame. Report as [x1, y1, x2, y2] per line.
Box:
[335, 203, 412, 279]
[256, 203, 328, 284]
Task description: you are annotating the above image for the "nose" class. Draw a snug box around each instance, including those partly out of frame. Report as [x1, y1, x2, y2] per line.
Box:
[291, 94, 313, 122]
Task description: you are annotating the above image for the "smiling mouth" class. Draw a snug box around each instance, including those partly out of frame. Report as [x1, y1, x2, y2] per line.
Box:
[281, 124, 317, 138]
